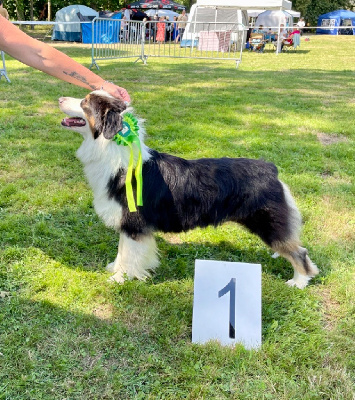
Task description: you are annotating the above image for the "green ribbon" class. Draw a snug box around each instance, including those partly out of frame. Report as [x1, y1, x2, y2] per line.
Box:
[112, 113, 143, 212]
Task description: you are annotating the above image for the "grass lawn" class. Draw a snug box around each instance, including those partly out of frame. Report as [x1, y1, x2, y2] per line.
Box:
[0, 34, 354, 399]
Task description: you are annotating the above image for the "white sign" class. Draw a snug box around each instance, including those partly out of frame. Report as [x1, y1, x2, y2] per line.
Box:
[192, 260, 262, 349]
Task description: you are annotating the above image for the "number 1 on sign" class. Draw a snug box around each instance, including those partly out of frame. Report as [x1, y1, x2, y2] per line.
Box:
[218, 278, 236, 339]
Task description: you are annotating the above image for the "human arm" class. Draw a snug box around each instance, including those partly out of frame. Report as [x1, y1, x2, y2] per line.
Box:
[0, 8, 9, 19]
[0, 16, 130, 102]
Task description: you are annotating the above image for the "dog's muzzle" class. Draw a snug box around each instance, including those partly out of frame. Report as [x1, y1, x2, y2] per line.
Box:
[61, 117, 86, 127]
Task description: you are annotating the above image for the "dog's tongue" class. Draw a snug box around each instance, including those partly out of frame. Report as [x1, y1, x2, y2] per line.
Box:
[61, 117, 86, 127]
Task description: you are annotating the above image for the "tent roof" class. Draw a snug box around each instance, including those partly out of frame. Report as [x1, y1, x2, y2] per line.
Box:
[248, 9, 300, 18]
[127, 0, 185, 10]
[145, 8, 179, 17]
[255, 9, 293, 27]
[195, 0, 292, 10]
[318, 9, 355, 19]
[56, 4, 98, 16]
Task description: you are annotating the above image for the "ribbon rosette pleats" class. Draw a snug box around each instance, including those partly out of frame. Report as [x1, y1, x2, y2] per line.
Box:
[112, 113, 143, 212]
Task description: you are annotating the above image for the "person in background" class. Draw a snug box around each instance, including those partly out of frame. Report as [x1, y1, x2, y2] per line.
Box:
[296, 17, 305, 35]
[165, 16, 173, 42]
[0, 15, 130, 103]
[121, 15, 128, 42]
[123, 9, 131, 42]
[124, 8, 131, 23]
[175, 9, 187, 43]
[152, 14, 158, 42]
[172, 16, 179, 41]
[275, 23, 287, 52]
[252, 24, 264, 34]
[0, 0, 9, 19]
[142, 17, 151, 41]
[156, 16, 166, 44]
[279, 24, 288, 40]
[282, 27, 300, 50]
[249, 25, 265, 52]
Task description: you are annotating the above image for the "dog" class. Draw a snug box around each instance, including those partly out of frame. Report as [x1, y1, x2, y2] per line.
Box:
[59, 90, 319, 288]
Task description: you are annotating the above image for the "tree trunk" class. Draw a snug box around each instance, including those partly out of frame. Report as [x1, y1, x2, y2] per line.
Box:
[15, 0, 25, 20]
[30, 0, 34, 30]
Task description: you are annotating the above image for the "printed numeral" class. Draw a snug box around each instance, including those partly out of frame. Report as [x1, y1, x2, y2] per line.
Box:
[218, 278, 236, 339]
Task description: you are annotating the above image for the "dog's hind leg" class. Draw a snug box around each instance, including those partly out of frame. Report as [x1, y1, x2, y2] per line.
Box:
[272, 241, 319, 289]
[107, 232, 159, 283]
[239, 182, 318, 289]
[271, 183, 319, 289]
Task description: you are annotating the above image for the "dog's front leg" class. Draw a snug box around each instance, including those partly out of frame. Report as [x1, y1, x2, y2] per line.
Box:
[107, 232, 159, 283]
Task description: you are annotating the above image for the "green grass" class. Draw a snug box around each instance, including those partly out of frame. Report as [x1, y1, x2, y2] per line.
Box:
[0, 35, 354, 399]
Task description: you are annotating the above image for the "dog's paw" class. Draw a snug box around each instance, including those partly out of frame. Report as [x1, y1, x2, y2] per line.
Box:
[286, 275, 310, 289]
[271, 252, 280, 259]
[106, 262, 118, 273]
[108, 271, 126, 284]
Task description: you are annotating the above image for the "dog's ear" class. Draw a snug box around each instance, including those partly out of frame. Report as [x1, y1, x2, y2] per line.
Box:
[102, 109, 123, 140]
[98, 99, 127, 140]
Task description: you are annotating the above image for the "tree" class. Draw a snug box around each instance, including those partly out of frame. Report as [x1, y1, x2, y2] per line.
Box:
[306, 0, 353, 25]
[291, 0, 311, 19]
[293, 0, 353, 25]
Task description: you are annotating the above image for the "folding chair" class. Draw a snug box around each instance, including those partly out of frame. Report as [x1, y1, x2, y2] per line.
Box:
[283, 33, 301, 52]
[248, 33, 265, 53]
[0, 51, 11, 83]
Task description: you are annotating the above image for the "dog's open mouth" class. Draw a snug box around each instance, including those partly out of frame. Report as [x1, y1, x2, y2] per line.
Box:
[61, 117, 86, 127]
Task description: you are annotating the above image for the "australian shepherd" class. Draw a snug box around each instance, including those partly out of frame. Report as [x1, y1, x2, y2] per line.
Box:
[59, 90, 319, 289]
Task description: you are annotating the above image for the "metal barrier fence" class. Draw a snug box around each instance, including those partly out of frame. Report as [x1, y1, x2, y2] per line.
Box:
[90, 18, 246, 69]
[0, 51, 11, 83]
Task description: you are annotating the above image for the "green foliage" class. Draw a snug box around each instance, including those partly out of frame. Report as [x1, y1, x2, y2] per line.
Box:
[292, 0, 354, 24]
[291, 0, 312, 19]
[4, 0, 354, 21]
[4, 0, 125, 20]
[3, 0, 354, 21]
[306, 0, 354, 25]
[0, 35, 354, 399]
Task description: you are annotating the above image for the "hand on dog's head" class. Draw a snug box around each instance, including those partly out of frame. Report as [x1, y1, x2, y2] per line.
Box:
[82, 92, 127, 140]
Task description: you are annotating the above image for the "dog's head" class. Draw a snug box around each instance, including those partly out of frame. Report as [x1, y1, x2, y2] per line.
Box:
[59, 90, 127, 140]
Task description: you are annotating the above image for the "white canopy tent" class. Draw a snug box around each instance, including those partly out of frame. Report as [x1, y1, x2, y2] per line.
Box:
[145, 9, 179, 19]
[181, 1, 249, 49]
[182, 0, 293, 54]
[255, 10, 293, 28]
[248, 9, 300, 19]
[287, 10, 300, 18]
[194, 0, 292, 10]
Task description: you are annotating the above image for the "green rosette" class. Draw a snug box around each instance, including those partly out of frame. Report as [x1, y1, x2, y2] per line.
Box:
[112, 113, 143, 213]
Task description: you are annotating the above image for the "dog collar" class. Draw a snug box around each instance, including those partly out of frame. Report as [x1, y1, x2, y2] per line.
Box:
[112, 113, 143, 213]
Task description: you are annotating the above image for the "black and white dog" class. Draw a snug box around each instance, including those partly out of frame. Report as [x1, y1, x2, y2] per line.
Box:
[59, 90, 319, 288]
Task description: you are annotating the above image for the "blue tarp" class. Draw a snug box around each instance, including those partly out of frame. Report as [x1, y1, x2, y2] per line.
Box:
[53, 31, 82, 42]
[82, 13, 122, 43]
[316, 9, 355, 35]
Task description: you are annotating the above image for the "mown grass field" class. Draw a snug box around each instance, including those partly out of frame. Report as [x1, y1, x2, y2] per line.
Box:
[0, 34, 354, 399]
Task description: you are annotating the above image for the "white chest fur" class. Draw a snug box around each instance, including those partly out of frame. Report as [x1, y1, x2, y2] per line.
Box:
[76, 138, 128, 230]
[75, 119, 151, 230]
[88, 167, 123, 230]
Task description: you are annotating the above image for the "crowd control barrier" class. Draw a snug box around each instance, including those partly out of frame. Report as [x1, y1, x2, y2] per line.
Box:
[90, 18, 246, 69]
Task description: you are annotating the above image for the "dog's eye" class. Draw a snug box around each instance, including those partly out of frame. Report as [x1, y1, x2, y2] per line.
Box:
[81, 99, 88, 107]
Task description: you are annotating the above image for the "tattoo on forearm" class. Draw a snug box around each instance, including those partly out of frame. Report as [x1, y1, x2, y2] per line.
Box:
[63, 71, 97, 90]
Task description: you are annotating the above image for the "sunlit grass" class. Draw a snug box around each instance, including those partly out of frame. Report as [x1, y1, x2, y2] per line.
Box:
[0, 34, 354, 399]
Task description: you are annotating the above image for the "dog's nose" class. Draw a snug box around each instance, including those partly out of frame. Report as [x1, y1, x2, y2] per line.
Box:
[58, 97, 66, 104]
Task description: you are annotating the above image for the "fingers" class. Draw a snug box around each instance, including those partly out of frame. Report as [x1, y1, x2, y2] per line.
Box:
[116, 87, 131, 104]
[102, 81, 131, 104]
